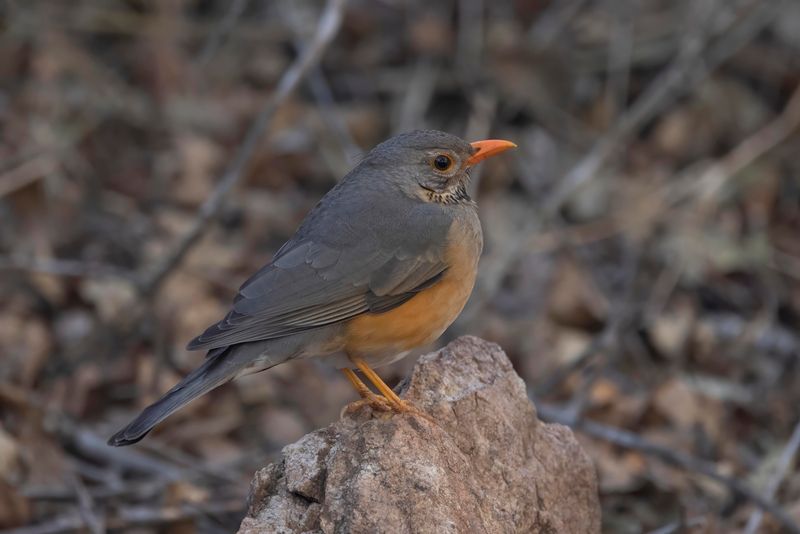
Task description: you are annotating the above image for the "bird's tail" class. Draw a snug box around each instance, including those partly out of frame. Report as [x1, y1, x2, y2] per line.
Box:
[107, 346, 258, 447]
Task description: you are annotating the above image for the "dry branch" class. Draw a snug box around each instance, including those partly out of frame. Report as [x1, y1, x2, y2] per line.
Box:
[743, 418, 800, 534]
[546, 0, 787, 212]
[137, 0, 347, 296]
[538, 403, 800, 534]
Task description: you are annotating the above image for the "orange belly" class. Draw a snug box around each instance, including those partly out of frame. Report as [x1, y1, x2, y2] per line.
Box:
[343, 233, 479, 356]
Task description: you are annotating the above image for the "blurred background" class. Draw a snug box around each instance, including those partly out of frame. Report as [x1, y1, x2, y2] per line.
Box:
[2, 0, 800, 532]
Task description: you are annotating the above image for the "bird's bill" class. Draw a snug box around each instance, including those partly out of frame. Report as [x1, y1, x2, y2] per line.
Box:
[467, 139, 517, 166]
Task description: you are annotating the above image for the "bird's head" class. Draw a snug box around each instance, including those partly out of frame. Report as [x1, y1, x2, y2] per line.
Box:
[362, 130, 516, 205]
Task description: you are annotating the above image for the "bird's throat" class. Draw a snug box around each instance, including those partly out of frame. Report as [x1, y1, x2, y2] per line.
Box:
[425, 183, 471, 205]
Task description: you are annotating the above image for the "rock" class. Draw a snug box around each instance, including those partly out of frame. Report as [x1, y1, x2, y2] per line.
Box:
[238, 336, 601, 534]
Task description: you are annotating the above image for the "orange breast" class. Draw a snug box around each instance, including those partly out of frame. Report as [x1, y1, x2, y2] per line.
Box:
[344, 220, 480, 356]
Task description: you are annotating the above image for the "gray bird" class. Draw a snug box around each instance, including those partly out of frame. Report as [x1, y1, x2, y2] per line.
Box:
[108, 130, 515, 446]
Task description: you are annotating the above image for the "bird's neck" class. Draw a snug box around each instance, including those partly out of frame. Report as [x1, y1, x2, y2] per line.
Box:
[425, 183, 472, 205]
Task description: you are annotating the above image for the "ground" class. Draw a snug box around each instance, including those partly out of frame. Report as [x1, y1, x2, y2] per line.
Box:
[1, 1, 800, 532]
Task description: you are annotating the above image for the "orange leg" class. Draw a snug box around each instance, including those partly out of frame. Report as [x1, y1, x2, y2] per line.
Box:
[350, 357, 404, 406]
[342, 368, 375, 398]
[341, 368, 392, 412]
[342, 357, 432, 421]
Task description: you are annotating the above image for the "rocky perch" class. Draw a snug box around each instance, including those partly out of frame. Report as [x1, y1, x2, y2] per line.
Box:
[238, 336, 601, 534]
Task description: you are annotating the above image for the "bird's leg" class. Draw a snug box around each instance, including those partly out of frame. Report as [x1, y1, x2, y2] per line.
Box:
[348, 357, 434, 422]
[351, 358, 435, 423]
[341, 358, 433, 422]
[342, 368, 375, 398]
[341, 368, 392, 412]
[350, 357, 404, 406]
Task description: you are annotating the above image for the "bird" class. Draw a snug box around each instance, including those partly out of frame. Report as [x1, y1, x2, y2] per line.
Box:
[108, 130, 515, 446]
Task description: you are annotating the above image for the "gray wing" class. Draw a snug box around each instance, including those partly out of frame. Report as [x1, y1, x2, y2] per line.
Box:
[187, 186, 452, 351]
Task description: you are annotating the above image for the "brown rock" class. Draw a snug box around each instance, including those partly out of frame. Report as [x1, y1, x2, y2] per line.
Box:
[238, 336, 601, 534]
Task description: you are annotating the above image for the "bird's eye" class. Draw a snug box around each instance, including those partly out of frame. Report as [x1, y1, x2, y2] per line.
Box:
[433, 154, 453, 172]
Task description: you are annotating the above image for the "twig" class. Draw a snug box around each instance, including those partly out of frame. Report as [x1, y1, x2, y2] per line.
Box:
[771, 250, 800, 282]
[537, 403, 800, 534]
[68, 474, 104, 534]
[462, 1, 783, 336]
[0, 254, 137, 281]
[53, 415, 185, 481]
[0, 513, 84, 534]
[0, 154, 58, 198]
[604, 0, 635, 120]
[0, 502, 244, 534]
[283, 2, 362, 166]
[743, 418, 800, 534]
[542, 244, 643, 416]
[534, 317, 616, 398]
[457, 0, 483, 83]
[137, 0, 347, 296]
[111, 501, 243, 529]
[0, 382, 184, 480]
[646, 517, 707, 534]
[528, 0, 590, 48]
[545, 0, 717, 212]
[546, 0, 784, 213]
[307, 66, 363, 166]
[135, 438, 241, 484]
[393, 58, 439, 134]
[533, 229, 642, 399]
[194, 0, 250, 67]
[522, 78, 800, 267]
[680, 80, 800, 207]
[464, 89, 498, 196]
[23, 479, 166, 503]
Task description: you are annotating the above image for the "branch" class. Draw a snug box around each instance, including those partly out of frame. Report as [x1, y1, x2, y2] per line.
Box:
[683, 80, 800, 206]
[645, 517, 707, 534]
[137, 0, 347, 296]
[743, 417, 800, 534]
[0, 502, 243, 534]
[545, 0, 786, 213]
[464, 89, 498, 196]
[520, 79, 800, 266]
[68, 474, 104, 534]
[0, 154, 58, 198]
[0, 255, 137, 281]
[283, 2, 362, 166]
[194, 0, 250, 67]
[537, 403, 800, 534]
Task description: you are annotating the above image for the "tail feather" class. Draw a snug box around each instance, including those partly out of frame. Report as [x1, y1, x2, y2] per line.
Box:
[108, 347, 244, 446]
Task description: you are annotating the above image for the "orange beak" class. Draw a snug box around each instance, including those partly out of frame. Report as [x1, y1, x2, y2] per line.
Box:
[467, 139, 517, 166]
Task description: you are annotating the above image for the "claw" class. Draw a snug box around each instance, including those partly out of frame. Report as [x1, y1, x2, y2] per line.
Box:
[340, 360, 434, 423]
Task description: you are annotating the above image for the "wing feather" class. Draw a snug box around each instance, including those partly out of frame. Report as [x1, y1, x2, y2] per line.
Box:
[187, 183, 456, 352]
[187, 240, 447, 351]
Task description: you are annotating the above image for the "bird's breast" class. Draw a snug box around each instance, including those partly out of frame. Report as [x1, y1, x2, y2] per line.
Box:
[343, 210, 482, 361]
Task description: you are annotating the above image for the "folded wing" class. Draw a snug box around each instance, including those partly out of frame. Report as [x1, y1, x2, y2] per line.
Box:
[186, 237, 448, 351]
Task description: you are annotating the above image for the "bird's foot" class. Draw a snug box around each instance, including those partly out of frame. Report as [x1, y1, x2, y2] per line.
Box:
[340, 364, 433, 422]
[341, 391, 394, 417]
[341, 393, 433, 423]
